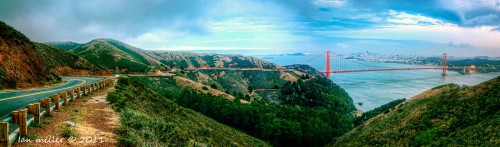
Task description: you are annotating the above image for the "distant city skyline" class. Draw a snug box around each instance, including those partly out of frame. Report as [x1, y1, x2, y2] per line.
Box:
[1, 0, 500, 56]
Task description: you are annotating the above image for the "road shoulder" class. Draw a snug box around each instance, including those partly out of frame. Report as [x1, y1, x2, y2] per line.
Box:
[13, 80, 119, 147]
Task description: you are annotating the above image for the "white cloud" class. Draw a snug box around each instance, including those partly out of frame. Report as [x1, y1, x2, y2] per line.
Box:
[136, 33, 162, 43]
[336, 43, 349, 49]
[155, 46, 270, 51]
[386, 10, 448, 25]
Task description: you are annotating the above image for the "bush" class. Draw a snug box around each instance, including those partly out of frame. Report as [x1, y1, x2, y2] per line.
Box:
[60, 125, 78, 138]
[202, 86, 208, 90]
[210, 84, 217, 89]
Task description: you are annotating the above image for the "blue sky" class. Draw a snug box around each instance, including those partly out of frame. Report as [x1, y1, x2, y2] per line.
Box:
[1, 0, 500, 56]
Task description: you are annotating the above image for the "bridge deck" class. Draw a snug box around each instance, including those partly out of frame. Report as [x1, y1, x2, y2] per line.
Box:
[323, 67, 464, 73]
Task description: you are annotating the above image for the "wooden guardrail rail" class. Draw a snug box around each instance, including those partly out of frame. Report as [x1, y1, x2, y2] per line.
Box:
[0, 78, 113, 147]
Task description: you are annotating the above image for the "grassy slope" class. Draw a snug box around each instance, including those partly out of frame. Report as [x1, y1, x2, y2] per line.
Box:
[333, 76, 500, 146]
[33, 42, 112, 76]
[107, 77, 269, 146]
[69, 39, 162, 73]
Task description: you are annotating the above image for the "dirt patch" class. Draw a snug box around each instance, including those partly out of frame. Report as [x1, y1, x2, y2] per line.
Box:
[280, 72, 297, 82]
[14, 80, 119, 147]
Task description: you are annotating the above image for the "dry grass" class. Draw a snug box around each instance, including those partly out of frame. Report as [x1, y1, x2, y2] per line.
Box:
[174, 76, 237, 100]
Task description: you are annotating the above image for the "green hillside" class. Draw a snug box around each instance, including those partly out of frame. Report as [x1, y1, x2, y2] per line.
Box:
[69, 38, 164, 73]
[33, 42, 112, 76]
[107, 77, 269, 146]
[44, 41, 83, 51]
[333, 76, 500, 146]
[133, 64, 356, 147]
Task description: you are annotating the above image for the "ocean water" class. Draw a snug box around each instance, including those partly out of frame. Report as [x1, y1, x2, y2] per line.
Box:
[189, 50, 500, 111]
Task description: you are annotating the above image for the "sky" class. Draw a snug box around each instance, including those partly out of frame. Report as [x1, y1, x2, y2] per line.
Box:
[1, 0, 500, 56]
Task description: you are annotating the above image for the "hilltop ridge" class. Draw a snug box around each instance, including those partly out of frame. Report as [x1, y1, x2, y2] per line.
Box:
[63, 38, 164, 73]
[44, 41, 82, 51]
[33, 42, 112, 76]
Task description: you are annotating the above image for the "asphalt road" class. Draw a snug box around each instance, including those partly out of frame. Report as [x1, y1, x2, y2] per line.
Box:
[0, 77, 103, 119]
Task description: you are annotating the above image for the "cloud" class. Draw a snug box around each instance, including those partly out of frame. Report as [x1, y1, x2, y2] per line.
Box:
[387, 10, 448, 25]
[0, 0, 215, 42]
[0, 0, 498, 56]
[346, 0, 500, 28]
[156, 46, 270, 51]
[464, 14, 499, 26]
[448, 41, 474, 49]
[492, 26, 500, 31]
[336, 43, 349, 49]
[346, 0, 462, 24]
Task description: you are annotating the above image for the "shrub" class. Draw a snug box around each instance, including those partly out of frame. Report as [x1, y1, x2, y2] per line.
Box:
[60, 125, 78, 138]
[210, 84, 217, 89]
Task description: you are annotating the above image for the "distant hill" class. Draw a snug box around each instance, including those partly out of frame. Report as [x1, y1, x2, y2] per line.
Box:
[33, 42, 112, 76]
[144, 51, 279, 69]
[0, 21, 57, 89]
[47, 39, 280, 73]
[44, 41, 83, 51]
[67, 38, 164, 73]
[108, 77, 269, 146]
[333, 76, 500, 146]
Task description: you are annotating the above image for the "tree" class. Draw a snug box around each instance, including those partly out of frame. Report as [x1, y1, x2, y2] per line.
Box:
[247, 85, 253, 92]
[202, 86, 209, 90]
[210, 84, 218, 89]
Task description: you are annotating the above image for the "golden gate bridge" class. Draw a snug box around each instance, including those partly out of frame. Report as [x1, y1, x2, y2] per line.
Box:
[306, 51, 469, 79]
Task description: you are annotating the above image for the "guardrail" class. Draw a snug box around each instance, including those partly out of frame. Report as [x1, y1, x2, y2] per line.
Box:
[0, 79, 113, 147]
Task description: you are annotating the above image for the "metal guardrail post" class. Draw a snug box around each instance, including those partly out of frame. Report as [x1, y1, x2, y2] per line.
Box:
[0, 122, 8, 147]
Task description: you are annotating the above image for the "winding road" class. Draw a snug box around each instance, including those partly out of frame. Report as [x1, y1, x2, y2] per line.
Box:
[0, 77, 103, 119]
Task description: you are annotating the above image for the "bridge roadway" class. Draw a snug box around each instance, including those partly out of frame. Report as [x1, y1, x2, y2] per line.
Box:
[0, 77, 103, 119]
[323, 67, 465, 73]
